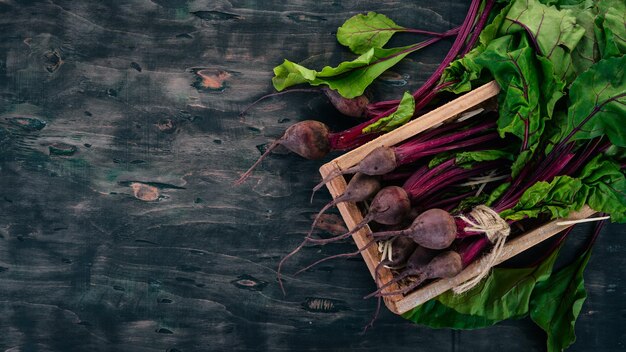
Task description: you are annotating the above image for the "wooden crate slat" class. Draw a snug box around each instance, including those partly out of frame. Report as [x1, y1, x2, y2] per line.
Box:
[319, 162, 402, 312]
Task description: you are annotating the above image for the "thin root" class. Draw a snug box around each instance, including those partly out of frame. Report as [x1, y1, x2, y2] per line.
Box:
[234, 140, 281, 186]
[293, 238, 377, 276]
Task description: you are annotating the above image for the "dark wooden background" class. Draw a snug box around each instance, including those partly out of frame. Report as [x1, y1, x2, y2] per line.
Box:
[0, 1, 624, 351]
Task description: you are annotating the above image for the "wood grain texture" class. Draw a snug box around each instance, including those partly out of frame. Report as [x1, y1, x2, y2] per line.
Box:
[0, 1, 624, 351]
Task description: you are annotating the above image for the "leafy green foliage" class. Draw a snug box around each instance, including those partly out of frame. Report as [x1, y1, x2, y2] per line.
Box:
[272, 45, 419, 98]
[362, 92, 415, 133]
[437, 247, 560, 319]
[561, 1, 601, 75]
[564, 56, 626, 146]
[401, 298, 500, 329]
[502, 0, 585, 84]
[441, 0, 626, 180]
[577, 155, 626, 222]
[595, 1, 626, 58]
[403, 248, 560, 328]
[440, 1, 515, 93]
[395, 1, 624, 346]
[473, 35, 556, 177]
[455, 149, 514, 167]
[499, 176, 586, 221]
[337, 12, 405, 54]
[530, 245, 592, 352]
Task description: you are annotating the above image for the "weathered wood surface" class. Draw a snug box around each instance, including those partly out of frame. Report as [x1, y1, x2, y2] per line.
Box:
[0, 1, 623, 351]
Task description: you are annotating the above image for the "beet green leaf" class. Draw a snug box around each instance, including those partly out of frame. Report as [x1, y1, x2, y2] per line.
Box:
[272, 45, 420, 98]
[362, 91, 415, 133]
[337, 12, 408, 54]
[529, 244, 592, 352]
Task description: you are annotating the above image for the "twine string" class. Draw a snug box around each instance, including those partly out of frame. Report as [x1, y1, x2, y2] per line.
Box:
[453, 205, 510, 294]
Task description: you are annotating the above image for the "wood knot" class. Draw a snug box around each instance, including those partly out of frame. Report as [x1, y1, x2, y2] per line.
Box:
[130, 182, 160, 201]
[191, 68, 231, 92]
[43, 50, 63, 73]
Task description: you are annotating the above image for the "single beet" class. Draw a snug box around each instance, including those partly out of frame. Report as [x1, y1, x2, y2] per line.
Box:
[366, 250, 462, 298]
[372, 245, 438, 300]
[386, 236, 419, 268]
[308, 173, 381, 232]
[306, 186, 411, 245]
[312, 120, 498, 193]
[370, 208, 457, 250]
[405, 245, 440, 269]
[235, 120, 331, 185]
[322, 87, 370, 118]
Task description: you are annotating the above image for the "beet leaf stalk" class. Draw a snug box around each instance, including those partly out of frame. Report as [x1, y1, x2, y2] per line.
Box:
[314, 117, 499, 191]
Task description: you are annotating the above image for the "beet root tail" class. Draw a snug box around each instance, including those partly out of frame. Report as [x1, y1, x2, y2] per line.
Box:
[306, 212, 373, 245]
[234, 140, 281, 186]
[364, 269, 424, 299]
[362, 296, 383, 334]
[276, 198, 341, 295]
[293, 238, 377, 276]
[239, 88, 320, 117]
[311, 165, 359, 201]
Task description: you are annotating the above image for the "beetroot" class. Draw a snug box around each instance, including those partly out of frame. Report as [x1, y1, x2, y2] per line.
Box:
[366, 250, 462, 298]
[235, 120, 331, 185]
[370, 208, 457, 249]
[308, 173, 381, 233]
[322, 87, 370, 118]
[307, 186, 411, 245]
[312, 120, 498, 192]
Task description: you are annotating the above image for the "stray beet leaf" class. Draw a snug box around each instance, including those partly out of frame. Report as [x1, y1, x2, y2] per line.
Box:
[273, 45, 425, 99]
[362, 92, 415, 133]
[577, 155, 626, 222]
[499, 175, 587, 221]
[337, 12, 459, 55]
[337, 12, 407, 54]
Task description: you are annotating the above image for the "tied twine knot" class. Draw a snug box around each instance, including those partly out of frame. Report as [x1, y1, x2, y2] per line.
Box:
[453, 205, 510, 294]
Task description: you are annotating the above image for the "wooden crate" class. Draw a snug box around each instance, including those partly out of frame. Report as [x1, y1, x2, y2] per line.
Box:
[318, 81, 597, 315]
